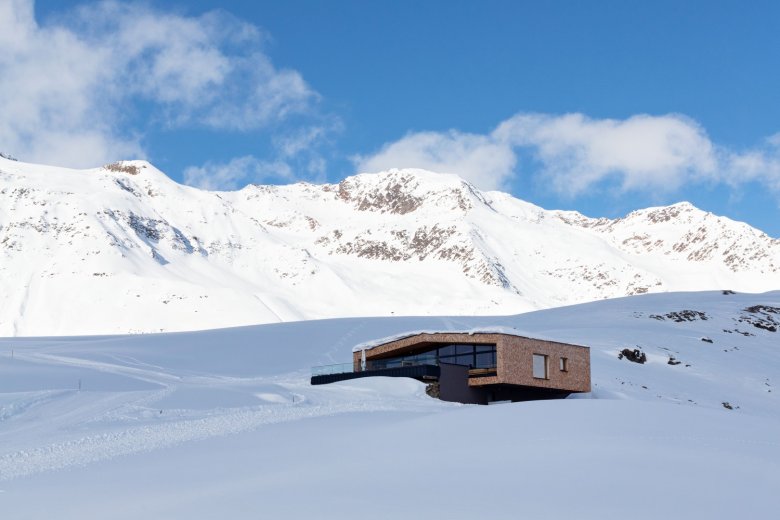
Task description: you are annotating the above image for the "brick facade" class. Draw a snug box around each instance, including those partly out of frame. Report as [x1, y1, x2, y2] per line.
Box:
[353, 332, 590, 394]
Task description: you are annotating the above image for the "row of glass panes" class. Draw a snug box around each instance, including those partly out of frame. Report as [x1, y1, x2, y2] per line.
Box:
[437, 344, 496, 369]
[437, 344, 496, 356]
[366, 344, 497, 371]
[366, 352, 438, 370]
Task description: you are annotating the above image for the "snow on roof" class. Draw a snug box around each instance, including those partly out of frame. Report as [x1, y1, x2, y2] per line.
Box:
[352, 327, 566, 352]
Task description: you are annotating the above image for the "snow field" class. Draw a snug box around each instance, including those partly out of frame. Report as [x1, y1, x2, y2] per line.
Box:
[0, 290, 778, 518]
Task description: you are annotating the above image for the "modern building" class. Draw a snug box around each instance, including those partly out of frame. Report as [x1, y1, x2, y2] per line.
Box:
[311, 331, 591, 404]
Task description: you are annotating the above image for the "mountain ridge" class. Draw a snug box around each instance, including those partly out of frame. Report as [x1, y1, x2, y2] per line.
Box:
[1, 156, 778, 336]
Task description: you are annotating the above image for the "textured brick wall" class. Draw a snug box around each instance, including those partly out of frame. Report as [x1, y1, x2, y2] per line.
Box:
[483, 336, 591, 392]
[354, 332, 590, 393]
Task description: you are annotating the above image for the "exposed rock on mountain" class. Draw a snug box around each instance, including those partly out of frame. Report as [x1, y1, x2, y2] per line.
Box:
[1, 157, 779, 336]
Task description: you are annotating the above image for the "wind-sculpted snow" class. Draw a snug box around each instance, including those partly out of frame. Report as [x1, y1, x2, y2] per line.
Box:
[1, 156, 780, 335]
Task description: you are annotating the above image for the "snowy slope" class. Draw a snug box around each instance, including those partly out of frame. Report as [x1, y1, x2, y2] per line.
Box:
[2, 155, 780, 336]
[0, 291, 778, 518]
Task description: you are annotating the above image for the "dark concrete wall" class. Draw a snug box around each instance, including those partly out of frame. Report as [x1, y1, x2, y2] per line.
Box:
[311, 364, 439, 385]
[438, 363, 488, 404]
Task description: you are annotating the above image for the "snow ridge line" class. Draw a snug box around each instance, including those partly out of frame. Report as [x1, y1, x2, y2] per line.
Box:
[0, 400, 403, 481]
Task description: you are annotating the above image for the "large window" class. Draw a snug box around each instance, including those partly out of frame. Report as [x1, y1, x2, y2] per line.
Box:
[437, 344, 496, 369]
[532, 354, 548, 379]
[366, 343, 497, 371]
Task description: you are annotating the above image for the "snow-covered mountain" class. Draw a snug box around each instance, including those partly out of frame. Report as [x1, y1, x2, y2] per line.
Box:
[1, 156, 779, 336]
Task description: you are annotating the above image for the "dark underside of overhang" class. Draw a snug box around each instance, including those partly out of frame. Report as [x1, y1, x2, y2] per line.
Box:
[310, 364, 439, 385]
[310, 364, 572, 405]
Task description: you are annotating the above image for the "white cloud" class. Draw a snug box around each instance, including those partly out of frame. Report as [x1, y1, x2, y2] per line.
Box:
[183, 126, 338, 190]
[767, 133, 780, 148]
[354, 130, 517, 190]
[0, 0, 319, 167]
[493, 113, 718, 195]
[182, 117, 342, 190]
[355, 112, 780, 197]
[183, 156, 294, 191]
[725, 136, 780, 193]
[274, 126, 330, 158]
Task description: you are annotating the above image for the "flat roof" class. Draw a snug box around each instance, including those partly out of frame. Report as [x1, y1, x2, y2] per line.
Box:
[352, 327, 588, 353]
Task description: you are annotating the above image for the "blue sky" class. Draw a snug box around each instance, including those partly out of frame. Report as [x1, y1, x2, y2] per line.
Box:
[4, 0, 780, 235]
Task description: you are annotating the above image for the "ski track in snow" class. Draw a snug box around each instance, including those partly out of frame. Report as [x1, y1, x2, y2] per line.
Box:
[14, 351, 184, 385]
[0, 398, 415, 482]
[0, 349, 442, 482]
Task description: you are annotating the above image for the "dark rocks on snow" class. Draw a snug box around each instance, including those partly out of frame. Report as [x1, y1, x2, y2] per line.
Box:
[752, 322, 778, 333]
[115, 178, 141, 197]
[738, 306, 780, 333]
[649, 310, 709, 322]
[127, 213, 162, 241]
[723, 328, 755, 336]
[618, 348, 647, 364]
[700, 337, 714, 343]
[667, 356, 682, 365]
[744, 305, 780, 315]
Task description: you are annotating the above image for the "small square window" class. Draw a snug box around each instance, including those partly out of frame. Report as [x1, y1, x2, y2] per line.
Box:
[532, 354, 548, 379]
[560, 357, 568, 372]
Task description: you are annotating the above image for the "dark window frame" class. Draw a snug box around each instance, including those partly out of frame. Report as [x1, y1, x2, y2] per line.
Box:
[532, 353, 549, 379]
[369, 343, 498, 371]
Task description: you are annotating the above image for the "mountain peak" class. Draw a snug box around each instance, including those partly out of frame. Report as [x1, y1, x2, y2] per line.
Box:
[355, 167, 468, 184]
[102, 160, 153, 176]
[336, 168, 486, 215]
[623, 200, 701, 222]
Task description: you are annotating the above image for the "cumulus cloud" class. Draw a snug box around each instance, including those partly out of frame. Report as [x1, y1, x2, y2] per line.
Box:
[0, 0, 319, 167]
[356, 112, 780, 197]
[725, 135, 780, 193]
[353, 130, 517, 190]
[493, 113, 719, 195]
